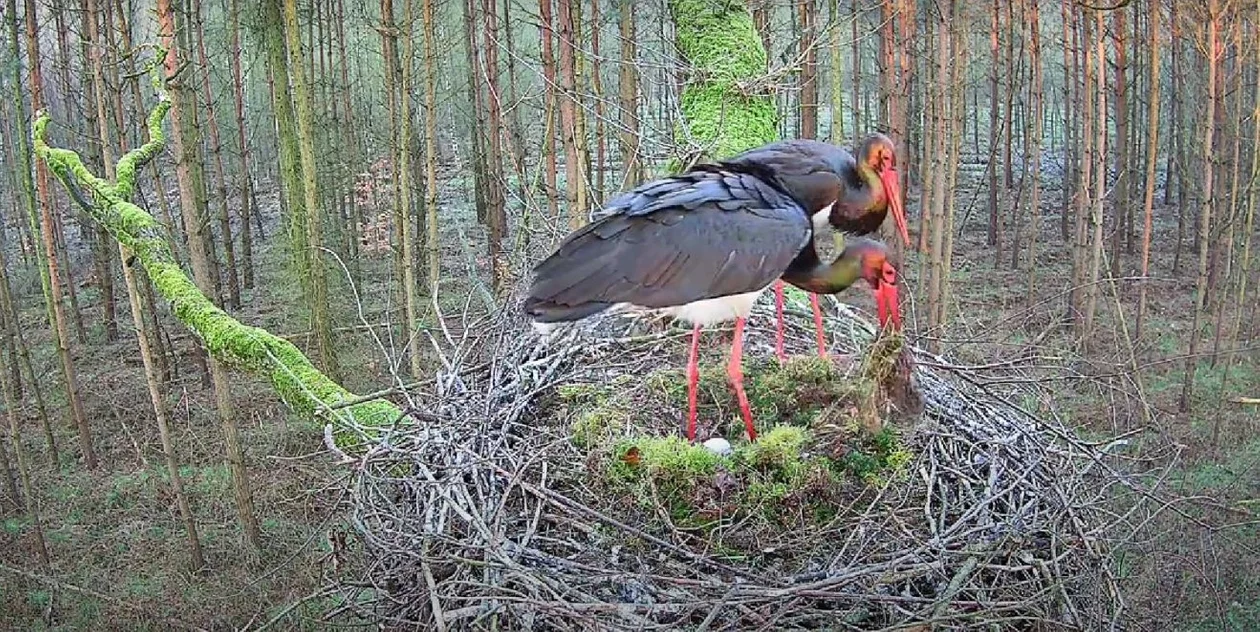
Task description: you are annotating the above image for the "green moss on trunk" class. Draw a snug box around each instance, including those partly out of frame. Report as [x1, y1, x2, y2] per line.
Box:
[33, 96, 398, 449]
[668, 0, 778, 161]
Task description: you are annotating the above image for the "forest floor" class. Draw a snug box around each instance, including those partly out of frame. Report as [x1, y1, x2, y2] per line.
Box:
[1, 158, 1258, 629]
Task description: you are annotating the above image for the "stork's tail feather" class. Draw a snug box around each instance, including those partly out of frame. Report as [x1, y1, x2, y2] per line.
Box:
[522, 299, 614, 324]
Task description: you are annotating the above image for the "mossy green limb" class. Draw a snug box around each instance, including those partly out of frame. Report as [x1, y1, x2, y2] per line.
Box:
[668, 0, 778, 161]
[32, 109, 400, 449]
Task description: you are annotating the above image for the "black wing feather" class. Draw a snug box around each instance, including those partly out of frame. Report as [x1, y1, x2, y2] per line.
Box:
[525, 168, 811, 323]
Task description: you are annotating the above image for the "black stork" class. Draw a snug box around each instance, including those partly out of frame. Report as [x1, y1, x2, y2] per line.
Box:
[713, 133, 908, 363]
[523, 161, 900, 443]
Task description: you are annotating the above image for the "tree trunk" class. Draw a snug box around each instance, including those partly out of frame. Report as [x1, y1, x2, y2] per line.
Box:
[558, 0, 586, 227]
[159, 0, 261, 550]
[1135, 0, 1159, 341]
[265, 0, 309, 287]
[1180, 1, 1220, 414]
[800, 0, 818, 139]
[229, 0, 255, 290]
[24, 0, 95, 470]
[422, 0, 441, 294]
[1110, 8, 1128, 280]
[397, 0, 422, 379]
[669, 0, 778, 160]
[482, 0, 507, 292]
[3, 0, 56, 464]
[1210, 22, 1243, 366]
[281, 0, 340, 381]
[1, 342, 50, 566]
[618, 0, 642, 188]
[539, 0, 560, 218]
[828, 0, 845, 142]
[193, 2, 240, 309]
[986, 0, 999, 248]
[1081, 9, 1106, 342]
[1024, 0, 1043, 312]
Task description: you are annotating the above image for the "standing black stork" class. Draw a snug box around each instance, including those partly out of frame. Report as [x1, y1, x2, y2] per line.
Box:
[524, 161, 900, 443]
[713, 133, 908, 363]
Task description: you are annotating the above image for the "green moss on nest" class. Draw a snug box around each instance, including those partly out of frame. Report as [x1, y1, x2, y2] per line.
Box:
[560, 352, 916, 536]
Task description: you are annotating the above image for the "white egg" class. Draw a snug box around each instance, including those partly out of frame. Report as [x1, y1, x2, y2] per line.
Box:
[702, 437, 733, 456]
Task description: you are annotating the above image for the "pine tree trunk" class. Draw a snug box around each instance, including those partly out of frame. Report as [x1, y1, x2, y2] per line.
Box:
[1, 347, 50, 566]
[1135, 1, 1159, 341]
[1110, 9, 1128, 280]
[1082, 9, 1106, 342]
[229, 0, 255, 290]
[159, 0, 261, 550]
[482, 0, 507, 292]
[617, 0, 641, 187]
[265, 0, 309, 286]
[397, 0, 423, 379]
[986, 0, 999, 248]
[1024, 0, 1043, 312]
[422, 0, 441, 294]
[1225, 25, 1259, 370]
[539, 0, 560, 218]
[281, 0, 340, 381]
[24, 0, 95, 469]
[828, 0, 845, 142]
[1180, 1, 1220, 414]
[558, 0, 585, 227]
[1210, 22, 1243, 366]
[800, 0, 818, 139]
[193, 2, 240, 309]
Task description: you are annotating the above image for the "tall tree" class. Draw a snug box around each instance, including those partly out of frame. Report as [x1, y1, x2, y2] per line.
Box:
[558, 0, 586, 228]
[618, 0, 641, 188]
[24, 0, 95, 469]
[800, 0, 818, 139]
[422, 0, 441, 294]
[1024, 0, 1044, 311]
[481, 0, 506, 292]
[1134, 2, 1159, 341]
[1180, 0, 1221, 413]
[828, 0, 845, 142]
[398, 0, 422, 379]
[282, 0, 340, 380]
[539, 0, 560, 218]
[228, 0, 255, 290]
[159, 0, 261, 549]
[193, 2, 240, 309]
[1110, 8, 1129, 278]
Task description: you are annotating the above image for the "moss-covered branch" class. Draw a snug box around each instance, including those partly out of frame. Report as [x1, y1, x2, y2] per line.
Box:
[33, 95, 400, 447]
[668, 0, 778, 161]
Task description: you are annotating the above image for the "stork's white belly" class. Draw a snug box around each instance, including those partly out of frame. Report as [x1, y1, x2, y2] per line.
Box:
[663, 286, 770, 326]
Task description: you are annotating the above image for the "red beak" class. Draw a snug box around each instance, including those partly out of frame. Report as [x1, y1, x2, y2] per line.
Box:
[880, 167, 910, 247]
[873, 262, 901, 330]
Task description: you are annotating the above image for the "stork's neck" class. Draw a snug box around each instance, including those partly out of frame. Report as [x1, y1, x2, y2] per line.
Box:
[782, 247, 864, 295]
[853, 163, 887, 210]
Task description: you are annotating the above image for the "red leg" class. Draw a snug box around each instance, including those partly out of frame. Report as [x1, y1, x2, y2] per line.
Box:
[727, 317, 757, 442]
[809, 293, 827, 358]
[774, 280, 787, 364]
[686, 322, 701, 441]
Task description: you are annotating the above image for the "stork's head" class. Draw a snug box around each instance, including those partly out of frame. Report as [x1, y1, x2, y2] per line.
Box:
[848, 237, 902, 330]
[858, 133, 909, 247]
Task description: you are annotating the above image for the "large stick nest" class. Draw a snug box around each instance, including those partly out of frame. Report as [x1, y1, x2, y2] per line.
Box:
[336, 291, 1129, 630]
